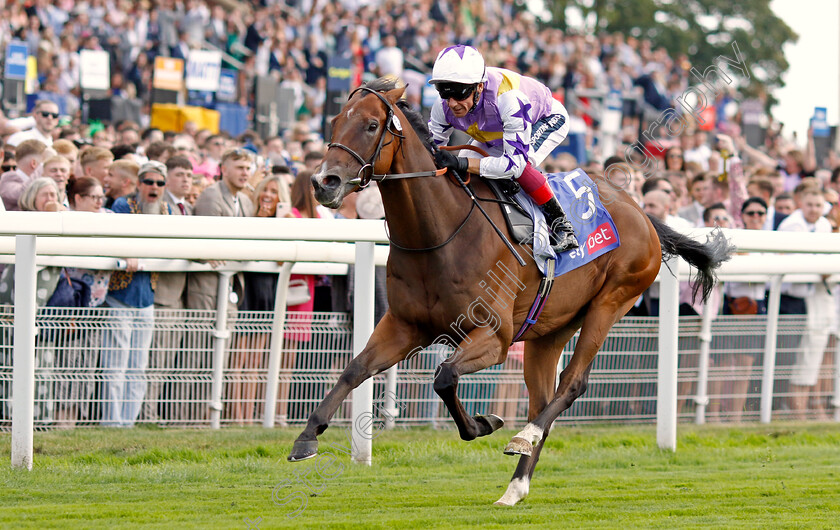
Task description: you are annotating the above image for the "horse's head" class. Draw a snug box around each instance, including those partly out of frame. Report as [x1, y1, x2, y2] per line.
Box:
[311, 84, 406, 208]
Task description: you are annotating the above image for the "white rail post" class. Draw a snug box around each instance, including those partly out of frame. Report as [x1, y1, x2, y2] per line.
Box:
[209, 271, 234, 429]
[11, 235, 37, 470]
[694, 285, 718, 425]
[760, 275, 783, 424]
[833, 349, 840, 422]
[263, 263, 294, 428]
[384, 365, 398, 430]
[351, 242, 375, 465]
[657, 257, 680, 451]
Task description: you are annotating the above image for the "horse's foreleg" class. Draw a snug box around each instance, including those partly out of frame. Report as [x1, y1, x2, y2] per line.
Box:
[433, 328, 508, 441]
[496, 328, 574, 507]
[288, 313, 422, 461]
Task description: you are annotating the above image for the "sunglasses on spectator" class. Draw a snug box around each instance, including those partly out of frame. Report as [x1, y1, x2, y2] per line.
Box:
[713, 215, 731, 222]
[667, 153, 682, 158]
[39, 111, 59, 119]
[1, 165, 15, 172]
[81, 194, 106, 201]
[743, 210, 766, 216]
[436, 82, 476, 101]
[141, 178, 166, 187]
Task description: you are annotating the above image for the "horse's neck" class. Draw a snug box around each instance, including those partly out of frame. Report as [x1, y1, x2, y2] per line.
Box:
[379, 153, 471, 254]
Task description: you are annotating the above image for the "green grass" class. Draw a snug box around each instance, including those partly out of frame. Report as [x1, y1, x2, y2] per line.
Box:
[1, 423, 840, 528]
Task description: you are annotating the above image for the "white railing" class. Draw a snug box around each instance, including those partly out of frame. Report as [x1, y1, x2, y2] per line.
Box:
[2, 212, 840, 467]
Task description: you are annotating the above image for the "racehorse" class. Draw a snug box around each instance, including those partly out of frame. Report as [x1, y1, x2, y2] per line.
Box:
[289, 77, 732, 506]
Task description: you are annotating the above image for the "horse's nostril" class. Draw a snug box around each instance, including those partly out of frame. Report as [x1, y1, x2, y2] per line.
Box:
[321, 174, 342, 190]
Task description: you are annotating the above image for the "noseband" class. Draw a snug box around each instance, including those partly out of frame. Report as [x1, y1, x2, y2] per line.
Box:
[327, 86, 442, 187]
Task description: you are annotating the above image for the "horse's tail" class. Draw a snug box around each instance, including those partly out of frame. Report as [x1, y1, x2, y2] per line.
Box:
[647, 214, 734, 303]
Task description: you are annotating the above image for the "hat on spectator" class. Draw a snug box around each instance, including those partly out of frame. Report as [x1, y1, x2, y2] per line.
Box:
[138, 160, 167, 180]
[356, 183, 385, 220]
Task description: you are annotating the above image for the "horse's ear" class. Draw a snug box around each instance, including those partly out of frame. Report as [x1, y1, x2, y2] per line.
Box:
[384, 85, 406, 105]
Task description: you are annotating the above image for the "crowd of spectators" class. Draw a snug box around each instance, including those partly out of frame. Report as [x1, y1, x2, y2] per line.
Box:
[0, 0, 837, 426]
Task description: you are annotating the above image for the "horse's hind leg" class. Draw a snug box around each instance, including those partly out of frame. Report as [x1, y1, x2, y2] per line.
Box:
[433, 328, 510, 441]
[289, 313, 423, 461]
[495, 326, 576, 507]
[505, 298, 637, 457]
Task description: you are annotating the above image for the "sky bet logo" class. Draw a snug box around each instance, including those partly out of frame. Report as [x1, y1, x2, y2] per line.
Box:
[568, 222, 616, 260]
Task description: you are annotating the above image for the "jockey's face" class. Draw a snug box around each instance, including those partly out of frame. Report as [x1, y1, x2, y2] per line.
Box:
[445, 83, 483, 118]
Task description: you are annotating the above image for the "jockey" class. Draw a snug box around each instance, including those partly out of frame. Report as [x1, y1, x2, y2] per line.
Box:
[428, 44, 579, 253]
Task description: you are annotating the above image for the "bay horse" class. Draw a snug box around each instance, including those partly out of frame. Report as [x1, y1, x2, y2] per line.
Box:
[290, 77, 731, 506]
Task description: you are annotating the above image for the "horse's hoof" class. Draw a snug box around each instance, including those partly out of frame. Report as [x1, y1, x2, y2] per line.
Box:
[288, 439, 319, 462]
[475, 414, 505, 436]
[503, 436, 533, 457]
[493, 500, 514, 507]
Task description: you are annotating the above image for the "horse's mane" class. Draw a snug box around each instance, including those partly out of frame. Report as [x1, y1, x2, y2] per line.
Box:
[363, 77, 435, 155]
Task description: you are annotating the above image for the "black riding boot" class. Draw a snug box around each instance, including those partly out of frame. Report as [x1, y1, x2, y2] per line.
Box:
[540, 197, 579, 253]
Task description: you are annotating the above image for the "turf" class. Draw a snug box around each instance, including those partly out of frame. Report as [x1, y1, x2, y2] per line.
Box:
[1, 423, 839, 528]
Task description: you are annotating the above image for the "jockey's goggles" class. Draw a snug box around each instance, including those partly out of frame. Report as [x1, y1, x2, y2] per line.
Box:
[436, 82, 477, 101]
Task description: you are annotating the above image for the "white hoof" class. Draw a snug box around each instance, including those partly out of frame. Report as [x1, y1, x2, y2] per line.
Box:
[494, 478, 529, 506]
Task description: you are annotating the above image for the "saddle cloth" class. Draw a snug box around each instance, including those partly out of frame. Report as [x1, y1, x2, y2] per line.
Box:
[485, 168, 621, 277]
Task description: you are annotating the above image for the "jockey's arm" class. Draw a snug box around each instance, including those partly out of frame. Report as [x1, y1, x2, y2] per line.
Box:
[477, 90, 533, 180]
[428, 102, 454, 148]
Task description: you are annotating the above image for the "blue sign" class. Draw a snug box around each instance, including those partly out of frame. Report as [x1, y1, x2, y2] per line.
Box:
[811, 107, 830, 138]
[217, 69, 237, 102]
[326, 56, 352, 92]
[5, 41, 28, 80]
[422, 74, 439, 109]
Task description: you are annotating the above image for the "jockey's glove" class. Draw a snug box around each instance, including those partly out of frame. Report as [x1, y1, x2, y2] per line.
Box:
[434, 149, 469, 174]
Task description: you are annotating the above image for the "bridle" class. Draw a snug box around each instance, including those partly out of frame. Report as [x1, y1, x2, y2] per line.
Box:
[325, 86, 524, 265]
[327, 86, 444, 188]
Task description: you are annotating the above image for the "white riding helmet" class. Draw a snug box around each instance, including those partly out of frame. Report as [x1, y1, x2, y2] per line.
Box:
[429, 45, 486, 85]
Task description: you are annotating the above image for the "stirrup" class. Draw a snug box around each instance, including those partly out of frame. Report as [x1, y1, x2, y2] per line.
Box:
[551, 231, 579, 253]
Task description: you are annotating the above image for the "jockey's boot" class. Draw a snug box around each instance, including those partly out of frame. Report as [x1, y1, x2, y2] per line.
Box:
[539, 197, 579, 253]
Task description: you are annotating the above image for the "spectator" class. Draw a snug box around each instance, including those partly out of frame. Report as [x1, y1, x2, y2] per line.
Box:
[6, 100, 60, 147]
[42, 155, 72, 207]
[146, 141, 175, 163]
[102, 159, 139, 209]
[142, 156, 193, 424]
[79, 146, 114, 186]
[52, 138, 79, 169]
[100, 161, 172, 428]
[279, 169, 320, 425]
[227, 174, 287, 424]
[778, 187, 833, 419]
[713, 197, 770, 422]
[186, 148, 254, 421]
[185, 175, 206, 207]
[194, 134, 225, 181]
[0, 139, 49, 211]
[55, 177, 115, 427]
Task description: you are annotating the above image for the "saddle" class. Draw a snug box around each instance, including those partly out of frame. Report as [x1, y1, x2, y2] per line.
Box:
[481, 178, 534, 247]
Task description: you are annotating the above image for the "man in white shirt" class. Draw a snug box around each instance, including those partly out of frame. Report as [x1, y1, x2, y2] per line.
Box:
[6, 100, 59, 147]
[374, 35, 404, 78]
[777, 187, 833, 419]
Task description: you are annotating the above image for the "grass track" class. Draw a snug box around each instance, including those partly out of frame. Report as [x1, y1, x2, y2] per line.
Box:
[1, 423, 839, 528]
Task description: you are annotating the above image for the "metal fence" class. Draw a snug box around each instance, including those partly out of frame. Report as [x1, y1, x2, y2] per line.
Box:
[0, 306, 834, 431]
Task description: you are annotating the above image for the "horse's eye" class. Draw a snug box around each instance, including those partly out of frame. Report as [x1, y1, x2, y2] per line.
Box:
[367, 121, 378, 132]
